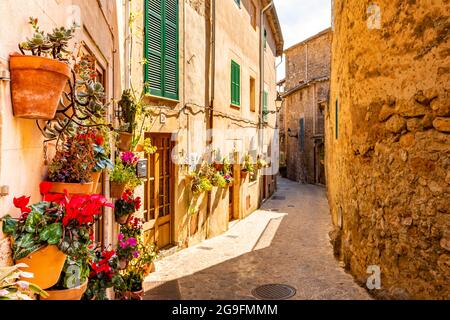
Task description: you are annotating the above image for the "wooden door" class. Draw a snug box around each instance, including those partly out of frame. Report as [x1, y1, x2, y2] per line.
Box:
[143, 133, 173, 248]
[229, 185, 234, 221]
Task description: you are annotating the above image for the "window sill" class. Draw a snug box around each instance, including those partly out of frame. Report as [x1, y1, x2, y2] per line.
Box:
[230, 104, 241, 110]
[144, 94, 179, 106]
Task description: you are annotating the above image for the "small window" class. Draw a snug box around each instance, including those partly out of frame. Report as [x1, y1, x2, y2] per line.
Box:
[231, 60, 241, 106]
[250, 1, 257, 29]
[250, 77, 256, 112]
[299, 118, 305, 151]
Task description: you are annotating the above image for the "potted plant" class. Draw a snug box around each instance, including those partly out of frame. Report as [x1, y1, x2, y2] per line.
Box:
[117, 90, 137, 151]
[114, 190, 141, 225]
[256, 155, 269, 170]
[46, 129, 97, 195]
[82, 247, 124, 300]
[0, 263, 48, 300]
[135, 137, 157, 154]
[91, 133, 113, 192]
[10, 17, 77, 120]
[241, 154, 255, 179]
[109, 151, 142, 198]
[116, 234, 139, 270]
[41, 256, 90, 300]
[115, 239, 157, 300]
[211, 171, 228, 188]
[1, 182, 112, 290]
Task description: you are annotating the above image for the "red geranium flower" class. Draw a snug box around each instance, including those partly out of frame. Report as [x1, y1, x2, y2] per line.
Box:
[13, 196, 31, 215]
[95, 135, 104, 146]
[39, 181, 53, 195]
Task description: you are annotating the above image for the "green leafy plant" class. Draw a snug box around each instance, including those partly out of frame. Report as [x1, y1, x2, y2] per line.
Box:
[142, 138, 157, 155]
[114, 190, 141, 219]
[211, 171, 227, 188]
[109, 161, 142, 190]
[0, 263, 48, 300]
[242, 154, 255, 173]
[48, 129, 97, 183]
[19, 17, 78, 61]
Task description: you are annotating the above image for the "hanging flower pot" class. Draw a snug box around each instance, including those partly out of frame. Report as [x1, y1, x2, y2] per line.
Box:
[91, 171, 102, 193]
[115, 213, 131, 225]
[213, 163, 224, 171]
[47, 181, 94, 195]
[118, 289, 144, 300]
[240, 170, 248, 180]
[118, 132, 133, 151]
[134, 144, 144, 152]
[16, 245, 67, 290]
[118, 258, 129, 270]
[110, 182, 127, 198]
[41, 280, 88, 300]
[9, 54, 71, 120]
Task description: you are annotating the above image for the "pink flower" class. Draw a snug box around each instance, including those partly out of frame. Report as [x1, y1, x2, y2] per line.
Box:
[118, 233, 124, 241]
[133, 250, 140, 258]
[127, 237, 137, 247]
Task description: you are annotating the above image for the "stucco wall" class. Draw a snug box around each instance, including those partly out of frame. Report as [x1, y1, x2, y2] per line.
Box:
[0, 0, 119, 266]
[327, 0, 449, 299]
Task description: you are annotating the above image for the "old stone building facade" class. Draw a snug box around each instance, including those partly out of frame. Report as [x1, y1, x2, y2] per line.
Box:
[0, 0, 283, 267]
[282, 28, 331, 184]
[326, 0, 449, 299]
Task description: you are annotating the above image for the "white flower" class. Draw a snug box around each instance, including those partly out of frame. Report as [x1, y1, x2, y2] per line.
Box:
[20, 271, 34, 279]
[16, 281, 30, 289]
[0, 289, 9, 296]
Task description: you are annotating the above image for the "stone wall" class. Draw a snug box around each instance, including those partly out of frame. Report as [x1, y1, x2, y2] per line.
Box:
[284, 29, 331, 183]
[326, 0, 450, 299]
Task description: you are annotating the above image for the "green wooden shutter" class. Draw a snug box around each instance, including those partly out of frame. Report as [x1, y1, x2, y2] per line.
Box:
[144, 0, 178, 100]
[163, 0, 178, 99]
[263, 90, 268, 122]
[264, 28, 267, 50]
[145, 0, 163, 97]
[231, 60, 240, 106]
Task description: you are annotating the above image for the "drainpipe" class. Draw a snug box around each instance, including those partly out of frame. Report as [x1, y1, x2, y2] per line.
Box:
[205, 0, 216, 239]
[259, 1, 273, 155]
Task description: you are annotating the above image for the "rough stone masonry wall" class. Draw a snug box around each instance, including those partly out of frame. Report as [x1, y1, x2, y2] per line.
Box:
[326, 0, 450, 299]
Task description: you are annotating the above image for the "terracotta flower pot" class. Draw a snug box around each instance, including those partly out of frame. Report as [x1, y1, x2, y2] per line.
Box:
[91, 171, 102, 194]
[134, 144, 144, 152]
[110, 181, 127, 198]
[213, 163, 224, 171]
[48, 181, 94, 195]
[9, 54, 70, 120]
[16, 245, 67, 290]
[120, 289, 144, 300]
[118, 132, 133, 151]
[41, 280, 88, 300]
[115, 213, 131, 225]
[240, 170, 248, 180]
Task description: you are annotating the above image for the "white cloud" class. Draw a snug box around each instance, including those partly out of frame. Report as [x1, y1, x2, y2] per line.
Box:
[274, 0, 331, 81]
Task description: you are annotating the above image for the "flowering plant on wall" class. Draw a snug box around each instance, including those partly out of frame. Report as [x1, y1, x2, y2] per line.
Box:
[114, 190, 141, 224]
[82, 246, 124, 300]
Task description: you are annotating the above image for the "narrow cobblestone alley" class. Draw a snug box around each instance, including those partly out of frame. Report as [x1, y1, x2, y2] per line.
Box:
[144, 178, 371, 300]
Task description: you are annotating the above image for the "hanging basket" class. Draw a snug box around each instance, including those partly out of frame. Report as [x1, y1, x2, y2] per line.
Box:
[91, 171, 102, 194]
[118, 132, 133, 151]
[110, 182, 127, 198]
[115, 213, 131, 225]
[9, 54, 70, 120]
[240, 170, 248, 180]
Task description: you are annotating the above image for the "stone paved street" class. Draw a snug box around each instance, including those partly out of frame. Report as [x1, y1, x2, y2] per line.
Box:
[144, 178, 371, 300]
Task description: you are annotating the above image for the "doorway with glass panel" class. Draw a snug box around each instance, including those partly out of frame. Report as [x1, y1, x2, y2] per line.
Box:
[143, 133, 174, 249]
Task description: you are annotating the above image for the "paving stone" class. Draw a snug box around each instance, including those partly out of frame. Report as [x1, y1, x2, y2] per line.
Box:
[144, 178, 372, 300]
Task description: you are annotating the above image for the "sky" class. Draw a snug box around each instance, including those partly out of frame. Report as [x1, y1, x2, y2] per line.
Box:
[274, 0, 331, 81]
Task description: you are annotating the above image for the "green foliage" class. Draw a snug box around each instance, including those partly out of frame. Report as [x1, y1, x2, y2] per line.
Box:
[211, 172, 227, 188]
[93, 144, 113, 172]
[242, 154, 255, 173]
[117, 89, 137, 134]
[2, 205, 63, 260]
[142, 138, 157, 155]
[19, 17, 78, 61]
[109, 161, 141, 189]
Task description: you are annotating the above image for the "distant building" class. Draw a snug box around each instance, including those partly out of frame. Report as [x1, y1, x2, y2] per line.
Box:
[282, 28, 331, 184]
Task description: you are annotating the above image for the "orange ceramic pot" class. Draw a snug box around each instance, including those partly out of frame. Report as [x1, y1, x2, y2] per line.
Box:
[91, 171, 102, 194]
[9, 54, 70, 120]
[41, 280, 88, 300]
[134, 144, 144, 152]
[118, 132, 133, 151]
[17, 245, 67, 290]
[110, 182, 127, 198]
[48, 181, 94, 195]
[240, 170, 248, 180]
[115, 213, 131, 225]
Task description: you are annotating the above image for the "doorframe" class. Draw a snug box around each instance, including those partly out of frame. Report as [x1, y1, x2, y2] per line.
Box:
[143, 132, 175, 248]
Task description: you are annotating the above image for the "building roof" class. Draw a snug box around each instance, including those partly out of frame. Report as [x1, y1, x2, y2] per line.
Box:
[262, 0, 284, 56]
[284, 28, 331, 54]
[281, 76, 329, 97]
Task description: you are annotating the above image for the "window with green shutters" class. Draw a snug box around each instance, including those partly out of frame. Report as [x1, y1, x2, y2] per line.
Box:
[231, 60, 241, 106]
[144, 0, 179, 100]
[263, 90, 268, 122]
[299, 118, 305, 151]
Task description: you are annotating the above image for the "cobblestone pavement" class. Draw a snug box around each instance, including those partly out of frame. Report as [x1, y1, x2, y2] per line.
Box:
[144, 178, 372, 300]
